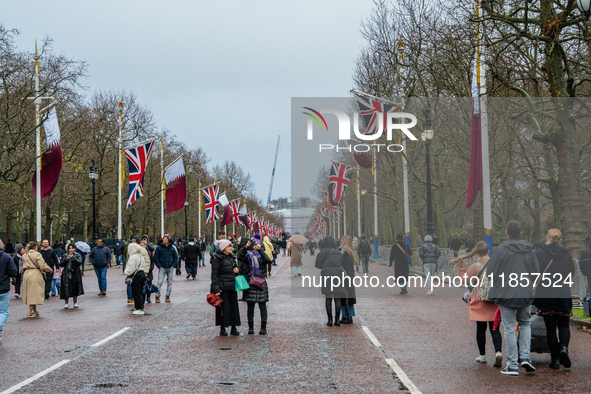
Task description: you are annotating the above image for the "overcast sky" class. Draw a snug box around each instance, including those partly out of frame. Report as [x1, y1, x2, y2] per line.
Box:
[4, 0, 374, 204]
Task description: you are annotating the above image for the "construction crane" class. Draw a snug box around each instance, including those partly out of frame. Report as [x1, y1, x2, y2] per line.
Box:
[267, 135, 280, 209]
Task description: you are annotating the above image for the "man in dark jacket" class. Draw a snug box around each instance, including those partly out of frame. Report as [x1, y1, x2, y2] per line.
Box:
[450, 235, 462, 257]
[4, 240, 14, 255]
[0, 240, 18, 344]
[176, 239, 185, 275]
[580, 234, 591, 299]
[419, 235, 440, 295]
[487, 221, 539, 376]
[39, 239, 59, 299]
[89, 239, 112, 296]
[199, 237, 206, 266]
[154, 234, 178, 303]
[184, 238, 201, 279]
[390, 234, 412, 294]
[357, 234, 372, 275]
[465, 238, 475, 253]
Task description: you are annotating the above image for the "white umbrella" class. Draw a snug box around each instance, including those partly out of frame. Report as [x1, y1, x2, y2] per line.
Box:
[75, 241, 90, 253]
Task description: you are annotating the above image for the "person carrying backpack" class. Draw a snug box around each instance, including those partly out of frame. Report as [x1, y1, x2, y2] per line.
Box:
[357, 234, 372, 275]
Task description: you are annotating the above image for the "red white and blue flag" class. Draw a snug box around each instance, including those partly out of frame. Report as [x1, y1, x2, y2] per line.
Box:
[230, 199, 243, 227]
[202, 184, 220, 224]
[354, 93, 397, 135]
[124, 140, 155, 208]
[322, 190, 337, 212]
[329, 161, 353, 206]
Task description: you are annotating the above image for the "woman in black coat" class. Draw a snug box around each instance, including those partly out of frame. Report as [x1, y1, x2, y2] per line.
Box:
[237, 237, 270, 335]
[315, 235, 345, 326]
[60, 243, 84, 308]
[389, 234, 412, 294]
[533, 229, 576, 370]
[211, 240, 241, 336]
[339, 235, 357, 324]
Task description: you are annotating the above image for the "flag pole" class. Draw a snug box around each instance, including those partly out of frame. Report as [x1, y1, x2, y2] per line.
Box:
[198, 167, 201, 237]
[34, 42, 42, 243]
[373, 147, 379, 259]
[402, 102, 411, 248]
[357, 165, 361, 237]
[477, 3, 493, 255]
[160, 132, 164, 238]
[118, 102, 124, 244]
[343, 200, 347, 236]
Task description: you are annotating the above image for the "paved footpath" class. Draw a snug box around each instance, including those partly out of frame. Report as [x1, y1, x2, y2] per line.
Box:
[1, 252, 591, 393]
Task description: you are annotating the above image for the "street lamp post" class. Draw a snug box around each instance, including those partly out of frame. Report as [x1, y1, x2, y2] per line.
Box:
[184, 200, 189, 240]
[89, 158, 99, 246]
[421, 108, 436, 243]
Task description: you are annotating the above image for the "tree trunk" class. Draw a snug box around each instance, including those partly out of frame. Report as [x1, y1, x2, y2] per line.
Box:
[6, 213, 13, 241]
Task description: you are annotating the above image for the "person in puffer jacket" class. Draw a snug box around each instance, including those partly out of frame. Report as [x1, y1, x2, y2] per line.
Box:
[210, 240, 241, 336]
[419, 235, 440, 295]
[315, 235, 345, 327]
[125, 243, 146, 315]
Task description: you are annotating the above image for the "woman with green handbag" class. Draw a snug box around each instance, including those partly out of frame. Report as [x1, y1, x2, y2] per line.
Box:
[210, 239, 242, 336]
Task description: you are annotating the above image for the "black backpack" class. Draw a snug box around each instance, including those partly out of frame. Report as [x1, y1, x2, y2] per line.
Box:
[359, 240, 371, 255]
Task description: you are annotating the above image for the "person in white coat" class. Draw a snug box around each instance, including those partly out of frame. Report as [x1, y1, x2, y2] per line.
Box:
[125, 243, 146, 315]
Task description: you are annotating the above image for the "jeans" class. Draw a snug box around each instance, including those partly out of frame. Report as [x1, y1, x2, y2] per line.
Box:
[198, 252, 204, 266]
[187, 263, 197, 279]
[127, 284, 133, 299]
[499, 304, 532, 369]
[0, 292, 9, 335]
[423, 263, 437, 291]
[360, 255, 369, 274]
[94, 266, 108, 292]
[51, 279, 61, 296]
[292, 266, 301, 276]
[156, 267, 174, 297]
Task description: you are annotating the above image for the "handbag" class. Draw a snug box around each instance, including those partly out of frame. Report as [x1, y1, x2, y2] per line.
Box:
[207, 293, 223, 307]
[28, 253, 47, 280]
[533, 258, 554, 296]
[235, 275, 250, 292]
[477, 263, 491, 302]
[248, 275, 266, 291]
[397, 243, 412, 264]
[461, 262, 485, 304]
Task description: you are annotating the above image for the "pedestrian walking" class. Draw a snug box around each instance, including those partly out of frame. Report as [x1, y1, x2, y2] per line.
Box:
[454, 241, 503, 367]
[12, 246, 24, 299]
[140, 240, 155, 304]
[0, 239, 18, 344]
[154, 234, 178, 303]
[580, 233, 591, 299]
[237, 238, 270, 335]
[125, 243, 146, 315]
[465, 238, 476, 253]
[262, 235, 274, 277]
[198, 237, 206, 267]
[125, 237, 141, 304]
[533, 229, 575, 370]
[176, 239, 185, 276]
[39, 240, 59, 299]
[390, 234, 412, 294]
[419, 235, 440, 295]
[357, 234, 372, 274]
[339, 235, 357, 324]
[114, 243, 122, 267]
[486, 220, 539, 376]
[211, 239, 241, 336]
[184, 238, 201, 279]
[450, 235, 462, 257]
[22, 242, 53, 318]
[290, 242, 303, 277]
[315, 235, 345, 326]
[51, 264, 61, 297]
[89, 239, 112, 296]
[59, 243, 84, 309]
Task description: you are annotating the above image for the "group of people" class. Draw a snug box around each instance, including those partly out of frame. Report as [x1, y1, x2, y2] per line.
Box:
[452, 221, 578, 375]
[209, 231, 277, 336]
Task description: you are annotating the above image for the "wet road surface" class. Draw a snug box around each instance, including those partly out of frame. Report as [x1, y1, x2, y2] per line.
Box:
[1, 253, 590, 393]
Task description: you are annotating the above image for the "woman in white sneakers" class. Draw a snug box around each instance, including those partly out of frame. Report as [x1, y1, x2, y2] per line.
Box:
[454, 241, 503, 367]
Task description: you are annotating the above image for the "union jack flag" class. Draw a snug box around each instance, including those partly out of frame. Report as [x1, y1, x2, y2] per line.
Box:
[202, 184, 220, 224]
[354, 93, 397, 135]
[322, 190, 337, 212]
[314, 214, 324, 230]
[329, 161, 354, 206]
[125, 140, 155, 208]
[320, 205, 329, 218]
[230, 199, 243, 227]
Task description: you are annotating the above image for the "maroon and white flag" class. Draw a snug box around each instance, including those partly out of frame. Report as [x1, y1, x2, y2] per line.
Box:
[32, 107, 62, 199]
[165, 157, 186, 214]
[219, 193, 234, 226]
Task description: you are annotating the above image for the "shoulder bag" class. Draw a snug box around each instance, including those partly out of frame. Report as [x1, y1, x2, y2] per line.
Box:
[533, 258, 554, 296]
[397, 243, 413, 264]
[27, 253, 47, 280]
[461, 262, 485, 303]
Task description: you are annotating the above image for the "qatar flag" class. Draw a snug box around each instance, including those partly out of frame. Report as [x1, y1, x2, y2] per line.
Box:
[165, 157, 186, 214]
[218, 193, 234, 226]
[32, 107, 63, 199]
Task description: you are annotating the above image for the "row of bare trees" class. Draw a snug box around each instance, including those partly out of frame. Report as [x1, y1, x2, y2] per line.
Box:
[0, 26, 283, 244]
[308, 0, 591, 257]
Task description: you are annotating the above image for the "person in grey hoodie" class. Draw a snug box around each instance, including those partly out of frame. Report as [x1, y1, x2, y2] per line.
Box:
[486, 220, 540, 376]
[419, 235, 440, 295]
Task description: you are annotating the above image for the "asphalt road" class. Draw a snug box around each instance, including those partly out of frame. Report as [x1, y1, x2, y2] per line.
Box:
[1, 252, 590, 393]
